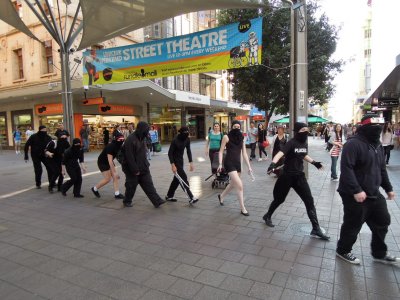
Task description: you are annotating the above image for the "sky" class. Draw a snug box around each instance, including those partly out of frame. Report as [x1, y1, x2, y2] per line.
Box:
[317, 0, 368, 123]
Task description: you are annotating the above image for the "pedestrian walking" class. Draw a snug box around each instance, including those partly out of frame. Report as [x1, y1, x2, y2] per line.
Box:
[103, 127, 110, 147]
[329, 123, 343, 181]
[24, 125, 52, 189]
[247, 121, 257, 160]
[205, 122, 223, 172]
[79, 124, 90, 152]
[336, 114, 398, 265]
[61, 138, 86, 198]
[270, 125, 287, 177]
[263, 122, 330, 240]
[217, 120, 253, 216]
[113, 124, 123, 139]
[13, 126, 22, 154]
[149, 125, 159, 157]
[381, 122, 394, 165]
[166, 126, 199, 204]
[91, 135, 125, 199]
[54, 123, 70, 140]
[257, 123, 268, 161]
[121, 121, 166, 208]
[25, 125, 35, 140]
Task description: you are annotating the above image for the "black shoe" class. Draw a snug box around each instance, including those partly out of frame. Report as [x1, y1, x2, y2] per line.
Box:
[241, 210, 250, 216]
[91, 187, 101, 198]
[336, 252, 360, 264]
[61, 191, 67, 196]
[123, 202, 133, 207]
[154, 199, 166, 208]
[310, 228, 330, 241]
[48, 186, 54, 194]
[263, 215, 274, 227]
[165, 196, 177, 202]
[57, 187, 61, 192]
[74, 194, 84, 198]
[36, 185, 41, 189]
[114, 193, 124, 199]
[218, 194, 224, 206]
[189, 198, 199, 205]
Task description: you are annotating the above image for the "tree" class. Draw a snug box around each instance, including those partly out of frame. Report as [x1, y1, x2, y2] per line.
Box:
[218, 0, 343, 123]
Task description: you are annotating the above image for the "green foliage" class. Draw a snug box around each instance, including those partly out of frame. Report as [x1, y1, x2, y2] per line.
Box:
[218, 0, 343, 122]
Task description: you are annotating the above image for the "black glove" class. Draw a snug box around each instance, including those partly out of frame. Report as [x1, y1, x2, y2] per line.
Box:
[311, 161, 322, 169]
[267, 162, 276, 174]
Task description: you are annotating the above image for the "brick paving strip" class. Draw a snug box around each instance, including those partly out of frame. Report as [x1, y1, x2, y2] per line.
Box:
[0, 138, 399, 299]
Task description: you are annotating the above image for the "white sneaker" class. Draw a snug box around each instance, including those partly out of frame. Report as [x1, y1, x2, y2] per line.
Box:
[258, 158, 263, 162]
[373, 255, 400, 265]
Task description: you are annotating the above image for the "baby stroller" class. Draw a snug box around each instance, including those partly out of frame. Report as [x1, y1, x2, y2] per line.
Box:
[205, 152, 230, 189]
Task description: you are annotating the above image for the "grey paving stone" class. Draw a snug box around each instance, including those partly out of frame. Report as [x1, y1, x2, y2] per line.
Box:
[240, 253, 268, 267]
[143, 273, 178, 291]
[50, 285, 111, 300]
[139, 289, 185, 300]
[285, 274, 318, 295]
[148, 258, 180, 274]
[243, 266, 274, 284]
[193, 286, 231, 300]
[290, 263, 320, 280]
[0, 281, 20, 298]
[248, 282, 283, 300]
[218, 261, 249, 276]
[3, 289, 47, 300]
[280, 288, 315, 300]
[173, 251, 203, 265]
[166, 278, 203, 299]
[219, 274, 254, 295]
[194, 269, 227, 287]
[270, 272, 289, 287]
[170, 263, 203, 280]
[264, 258, 294, 273]
[217, 249, 244, 262]
[195, 256, 225, 271]
[49, 264, 86, 280]
[317, 281, 333, 299]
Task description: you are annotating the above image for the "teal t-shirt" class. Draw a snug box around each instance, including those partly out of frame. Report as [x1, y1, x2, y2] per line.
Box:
[208, 132, 223, 150]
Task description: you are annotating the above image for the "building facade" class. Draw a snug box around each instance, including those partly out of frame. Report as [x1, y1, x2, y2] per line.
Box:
[0, 1, 248, 148]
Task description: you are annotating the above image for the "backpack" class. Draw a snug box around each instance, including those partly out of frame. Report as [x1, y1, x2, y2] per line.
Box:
[116, 144, 126, 165]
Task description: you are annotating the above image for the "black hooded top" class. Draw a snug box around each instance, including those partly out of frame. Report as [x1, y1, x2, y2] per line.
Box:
[24, 131, 52, 159]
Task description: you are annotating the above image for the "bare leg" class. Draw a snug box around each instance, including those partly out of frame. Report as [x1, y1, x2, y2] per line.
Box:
[111, 172, 120, 192]
[95, 171, 112, 189]
[224, 171, 247, 213]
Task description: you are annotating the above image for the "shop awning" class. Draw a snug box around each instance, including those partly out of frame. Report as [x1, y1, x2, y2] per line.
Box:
[274, 114, 329, 124]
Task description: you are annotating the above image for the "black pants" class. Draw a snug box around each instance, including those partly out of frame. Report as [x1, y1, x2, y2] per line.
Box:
[167, 166, 194, 200]
[62, 166, 82, 196]
[264, 172, 320, 230]
[209, 149, 219, 172]
[46, 157, 61, 188]
[32, 156, 52, 187]
[383, 145, 391, 163]
[123, 171, 163, 207]
[336, 193, 390, 259]
[250, 142, 256, 159]
[258, 142, 268, 158]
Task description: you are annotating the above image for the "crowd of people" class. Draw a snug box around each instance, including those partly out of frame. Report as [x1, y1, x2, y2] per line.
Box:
[20, 114, 399, 266]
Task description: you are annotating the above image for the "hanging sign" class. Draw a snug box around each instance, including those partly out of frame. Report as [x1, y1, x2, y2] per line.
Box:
[82, 18, 263, 85]
[98, 104, 134, 115]
[35, 103, 63, 115]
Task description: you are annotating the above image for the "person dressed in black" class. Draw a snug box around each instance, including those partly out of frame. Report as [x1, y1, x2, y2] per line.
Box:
[270, 126, 287, 177]
[103, 127, 110, 147]
[121, 121, 165, 208]
[44, 133, 70, 193]
[61, 138, 86, 198]
[24, 125, 53, 189]
[217, 121, 253, 216]
[91, 135, 125, 199]
[336, 114, 398, 265]
[166, 126, 198, 204]
[54, 123, 70, 140]
[263, 122, 330, 240]
[257, 123, 268, 161]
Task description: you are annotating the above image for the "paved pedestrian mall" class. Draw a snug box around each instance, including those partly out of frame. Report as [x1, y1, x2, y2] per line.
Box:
[0, 138, 399, 299]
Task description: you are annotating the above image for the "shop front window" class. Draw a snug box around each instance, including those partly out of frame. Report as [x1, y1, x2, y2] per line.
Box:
[11, 109, 32, 144]
[149, 106, 181, 142]
[39, 115, 63, 137]
[0, 112, 7, 146]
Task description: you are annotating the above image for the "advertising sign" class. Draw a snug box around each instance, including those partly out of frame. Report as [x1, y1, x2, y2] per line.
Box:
[35, 103, 63, 115]
[98, 104, 134, 115]
[83, 18, 263, 85]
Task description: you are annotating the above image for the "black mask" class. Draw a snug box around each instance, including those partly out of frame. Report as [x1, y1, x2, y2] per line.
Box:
[358, 124, 382, 146]
[228, 128, 243, 145]
[179, 132, 189, 140]
[294, 131, 308, 143]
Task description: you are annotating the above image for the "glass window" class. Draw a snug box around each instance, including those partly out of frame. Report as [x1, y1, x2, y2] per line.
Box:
[200, 74, 216, 99]
[41, 40, 53, 74]
[13, 48, 24, 80]
[11, 109, 33, 144]
[0, 112, 7, 147]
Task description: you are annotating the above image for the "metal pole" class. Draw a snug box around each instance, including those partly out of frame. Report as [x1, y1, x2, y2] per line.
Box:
[289, 4, 295, 139]
[60, 49, 75, 138]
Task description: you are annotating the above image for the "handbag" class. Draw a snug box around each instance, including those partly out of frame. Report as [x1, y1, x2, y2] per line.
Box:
[389, 144, 394, 150]
[154, 142, 162, 152]
[262, 140, 270, 148]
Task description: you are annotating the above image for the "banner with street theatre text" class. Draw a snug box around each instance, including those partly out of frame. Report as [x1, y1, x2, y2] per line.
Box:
[82, 18, 262, 86]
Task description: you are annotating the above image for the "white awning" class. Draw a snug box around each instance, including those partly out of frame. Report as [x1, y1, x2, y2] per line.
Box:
[78, 0, 263, 50]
